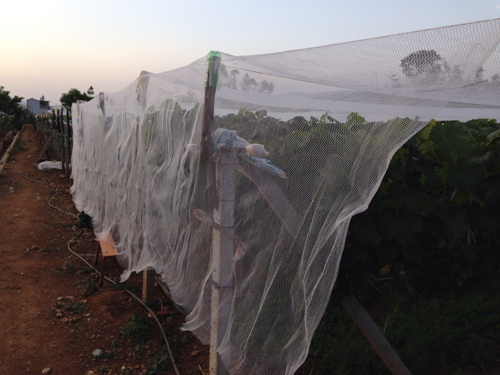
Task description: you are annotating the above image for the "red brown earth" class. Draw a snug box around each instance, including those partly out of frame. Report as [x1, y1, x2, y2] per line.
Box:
[0, 125, 209, 375]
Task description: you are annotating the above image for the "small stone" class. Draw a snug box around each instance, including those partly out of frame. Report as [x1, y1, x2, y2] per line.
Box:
[31, 246, 38, 250]
[92, 349, 103, 357]
[42, 368, 51, 375]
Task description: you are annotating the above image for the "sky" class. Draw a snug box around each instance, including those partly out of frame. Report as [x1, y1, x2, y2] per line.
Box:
[1, 0, 500, 105]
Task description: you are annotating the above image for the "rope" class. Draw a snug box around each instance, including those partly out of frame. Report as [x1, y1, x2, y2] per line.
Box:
[26, 170, 181, 375]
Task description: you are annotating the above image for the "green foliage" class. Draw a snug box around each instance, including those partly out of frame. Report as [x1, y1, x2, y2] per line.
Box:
[216, 110, 500, 373]
[339, 118, 500, 305]
[60, 87, 94, 108]
[0, 86, 24, 128]
[7, 136, 26, 155]
[111, 279, 137, 292]
[146, 351, 170, 375]
[302, 293, 500, 374]
[121, 313, 152, 344]
[96, 365, 109, 374]
[79, 279, 100, 296]
[63, 302, 87, 314]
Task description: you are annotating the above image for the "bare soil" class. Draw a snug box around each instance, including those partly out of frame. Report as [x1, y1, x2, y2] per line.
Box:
[0, 126, 209, 375]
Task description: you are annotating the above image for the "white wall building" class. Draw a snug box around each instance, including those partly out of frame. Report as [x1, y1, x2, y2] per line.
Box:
[27, 96, 50, 115]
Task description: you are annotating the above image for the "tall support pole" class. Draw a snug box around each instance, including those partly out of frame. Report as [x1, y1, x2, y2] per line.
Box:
[211, 153, 235, 375]
[60, 109, 66, 175]
[201, 52, 220, 211]
[200, 51, 231, 375]
[64, 108, 71, 177]
[67, 108, 72, 175]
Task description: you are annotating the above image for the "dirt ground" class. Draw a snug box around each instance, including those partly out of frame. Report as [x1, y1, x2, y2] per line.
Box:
[0, 126, 209, 375]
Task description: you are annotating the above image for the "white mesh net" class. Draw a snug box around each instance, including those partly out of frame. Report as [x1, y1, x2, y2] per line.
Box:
[71, 19, 500, 374]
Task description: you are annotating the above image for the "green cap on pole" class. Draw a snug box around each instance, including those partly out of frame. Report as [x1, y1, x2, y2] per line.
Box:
[207, 51, 222, 90]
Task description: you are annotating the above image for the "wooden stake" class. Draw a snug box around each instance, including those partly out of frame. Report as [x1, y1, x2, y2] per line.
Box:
[142, 267, 156, 306]
[342, 295, 411, 375]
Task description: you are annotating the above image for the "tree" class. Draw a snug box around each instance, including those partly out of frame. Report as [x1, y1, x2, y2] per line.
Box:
[60, 88, 94, 108]
[0, 86, 25, 128]
[0, 86, 23, 114]
[400, 50, 442, 79]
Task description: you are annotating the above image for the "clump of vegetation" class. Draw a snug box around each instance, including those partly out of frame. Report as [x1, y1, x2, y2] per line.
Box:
[79, 279, 100, 296]
[145, 352, 170, 375]
[121, 312, 152, 344]
[96, 365, 109, 374]
[291, 116, 500, 374]
[8, 136, 26, 155]
[63, 302, 87, 315]
[111, 278, 137, 292]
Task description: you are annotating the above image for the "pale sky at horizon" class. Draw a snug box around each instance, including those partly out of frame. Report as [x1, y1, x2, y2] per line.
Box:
[1, 0, 500, 105]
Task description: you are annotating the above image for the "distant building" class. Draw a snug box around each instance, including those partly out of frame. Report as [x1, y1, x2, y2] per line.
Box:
[27, 96, 51, 115]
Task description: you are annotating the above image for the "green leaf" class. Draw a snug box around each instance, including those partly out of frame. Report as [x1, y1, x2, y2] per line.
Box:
[429, 122, 473, 162]
[486, 128, 500, 143]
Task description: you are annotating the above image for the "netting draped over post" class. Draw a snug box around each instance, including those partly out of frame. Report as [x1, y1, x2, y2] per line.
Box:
[71, 19, 500, 374]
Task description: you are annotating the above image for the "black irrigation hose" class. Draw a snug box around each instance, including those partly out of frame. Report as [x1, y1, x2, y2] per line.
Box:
[26, 171, 181, 375]
[25, 170, 78, 219]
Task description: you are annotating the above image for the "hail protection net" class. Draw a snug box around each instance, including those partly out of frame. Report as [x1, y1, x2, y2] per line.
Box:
[71, 19, 500, 374]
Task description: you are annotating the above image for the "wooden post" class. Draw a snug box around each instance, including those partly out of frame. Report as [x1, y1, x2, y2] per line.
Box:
[210, 153, 235, 375]
[342, 295, 412, 375]
[64, 108, 70, 177]
[60, 109, 66, 175]
[142, 267, 156, 306]
[200, 51, 232, 375]
[201, 52, 221, 211]
[67, 108, 72, 174]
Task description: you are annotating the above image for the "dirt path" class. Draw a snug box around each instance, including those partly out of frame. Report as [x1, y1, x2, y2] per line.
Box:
[0, 126, 209, 375]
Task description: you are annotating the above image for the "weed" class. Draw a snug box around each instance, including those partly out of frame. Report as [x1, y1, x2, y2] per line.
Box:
[146, 352, 170, 375]
[181, 332, 189, 344]
[65, 264, 77, 274]
[96, 365, 109, 374]
[78, 266, 95, 275]
[111, 279, 137, 292]
[8, 137, 26, 155]
[121, 313, 152, 344]
[79, 279, 100, 296]
[63, 302, 86, 314]
[111, 338, 120, 349]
